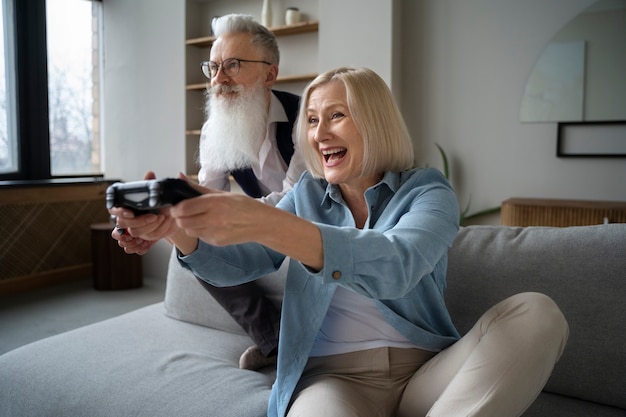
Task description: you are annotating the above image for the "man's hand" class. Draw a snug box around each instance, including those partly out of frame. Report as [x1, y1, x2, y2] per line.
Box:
[111, 225, 157, 256]
[108, 171, 175, 255]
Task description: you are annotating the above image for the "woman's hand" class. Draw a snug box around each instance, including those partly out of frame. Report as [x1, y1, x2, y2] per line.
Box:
[170, 191, 267, 247]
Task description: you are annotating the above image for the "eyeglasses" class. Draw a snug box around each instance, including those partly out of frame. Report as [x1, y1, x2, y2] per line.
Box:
[201, 58, 272, 79]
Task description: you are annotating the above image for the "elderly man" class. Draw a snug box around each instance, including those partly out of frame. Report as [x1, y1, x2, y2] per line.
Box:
[112, 14, 305, 370]
[195, 13, 305, 370]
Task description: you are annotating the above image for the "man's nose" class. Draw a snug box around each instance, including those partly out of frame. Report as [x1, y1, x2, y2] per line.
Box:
[212, 65, 230, 85]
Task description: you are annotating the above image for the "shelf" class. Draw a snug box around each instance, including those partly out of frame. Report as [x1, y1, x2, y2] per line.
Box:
[277, 73, 318, 83]
[186, 21, 319, 48]
[271, 20, 319, 36]
[186, 73, 317, 91]
[186, 82, 209, 91]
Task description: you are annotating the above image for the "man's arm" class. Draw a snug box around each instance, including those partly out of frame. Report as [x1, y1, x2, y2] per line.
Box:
[198, 166, 230, 191]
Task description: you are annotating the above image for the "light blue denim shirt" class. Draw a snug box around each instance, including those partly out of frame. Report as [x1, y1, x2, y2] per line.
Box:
[179, 168, 461, 417]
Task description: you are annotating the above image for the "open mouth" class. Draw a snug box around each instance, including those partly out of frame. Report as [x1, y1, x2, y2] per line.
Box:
[322, 147, 347, 165]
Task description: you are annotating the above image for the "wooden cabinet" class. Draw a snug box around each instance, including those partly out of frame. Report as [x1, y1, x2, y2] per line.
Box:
[501, 198, 626, 227]
[184, 1, 319, 177]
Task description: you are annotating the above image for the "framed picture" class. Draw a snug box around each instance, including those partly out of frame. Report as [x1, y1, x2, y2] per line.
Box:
[557, 121, 626, 157]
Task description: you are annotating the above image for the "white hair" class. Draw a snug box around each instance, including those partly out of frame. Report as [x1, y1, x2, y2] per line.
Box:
[211, 14, 279, 65]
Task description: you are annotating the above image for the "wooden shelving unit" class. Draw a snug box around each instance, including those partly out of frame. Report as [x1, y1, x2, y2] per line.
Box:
[185, 20, 319, 92]
[186, 21, 319, 48]
[184, 20, 319, 136]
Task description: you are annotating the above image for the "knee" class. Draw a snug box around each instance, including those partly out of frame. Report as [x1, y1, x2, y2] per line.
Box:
[508, 292, 569, 355]
[513, 292, 567, 326]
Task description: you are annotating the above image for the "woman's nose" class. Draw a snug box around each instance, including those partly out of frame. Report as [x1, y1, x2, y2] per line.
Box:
[313, 121, 330, 143]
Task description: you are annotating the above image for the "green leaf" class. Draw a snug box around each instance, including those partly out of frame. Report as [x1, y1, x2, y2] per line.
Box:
[435, 143, 450, 179]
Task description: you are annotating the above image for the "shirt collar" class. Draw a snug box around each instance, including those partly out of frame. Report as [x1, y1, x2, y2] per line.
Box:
[321, 171, 401, 206]
[269, 91, 288, 124]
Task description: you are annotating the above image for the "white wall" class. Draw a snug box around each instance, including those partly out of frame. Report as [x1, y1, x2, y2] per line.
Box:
[103, 0, 186, 182]
[401, 0, 626, 220]
[318, 0, 396, 88]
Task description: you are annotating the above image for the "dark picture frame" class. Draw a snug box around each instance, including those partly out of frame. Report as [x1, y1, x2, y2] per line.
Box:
[557, 121, 626, 157]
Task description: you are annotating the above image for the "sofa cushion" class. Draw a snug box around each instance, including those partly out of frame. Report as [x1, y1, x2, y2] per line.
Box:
[445, 224, 626, 410]
[524, 392, 626, 417]
[0, 303, 273, 417]
[164, 247, 287, 334]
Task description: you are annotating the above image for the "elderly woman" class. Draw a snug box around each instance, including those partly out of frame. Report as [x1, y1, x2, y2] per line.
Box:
[112, 67, 568, 417]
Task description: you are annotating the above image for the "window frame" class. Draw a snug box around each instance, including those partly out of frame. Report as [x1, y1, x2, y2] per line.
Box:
[0, 0, 103, 183]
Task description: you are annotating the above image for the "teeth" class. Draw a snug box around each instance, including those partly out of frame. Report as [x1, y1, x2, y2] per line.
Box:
[322, 148, 345, 155]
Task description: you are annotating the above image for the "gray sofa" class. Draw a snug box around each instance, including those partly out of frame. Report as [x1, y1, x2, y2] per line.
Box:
[1, 225, 624, 417]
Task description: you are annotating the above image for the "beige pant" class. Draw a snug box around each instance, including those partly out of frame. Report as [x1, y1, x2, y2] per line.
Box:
[287, 292, 569, 417]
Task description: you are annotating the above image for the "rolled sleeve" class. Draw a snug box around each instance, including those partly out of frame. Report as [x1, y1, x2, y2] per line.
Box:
[317, 223, 357, 285]
[178, 240, 284, 287]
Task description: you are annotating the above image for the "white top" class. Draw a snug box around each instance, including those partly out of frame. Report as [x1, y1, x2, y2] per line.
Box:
[309, 286, 420, 357]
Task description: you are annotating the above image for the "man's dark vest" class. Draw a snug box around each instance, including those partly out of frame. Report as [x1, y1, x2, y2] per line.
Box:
[231, 90, 300, 198]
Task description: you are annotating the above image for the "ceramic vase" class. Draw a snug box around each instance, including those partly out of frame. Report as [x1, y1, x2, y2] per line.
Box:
[285, 7, 300, 25]
[261, 0, 272, 27]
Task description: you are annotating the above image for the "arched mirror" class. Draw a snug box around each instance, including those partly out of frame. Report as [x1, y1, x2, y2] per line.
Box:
[520, 0, 626, 122]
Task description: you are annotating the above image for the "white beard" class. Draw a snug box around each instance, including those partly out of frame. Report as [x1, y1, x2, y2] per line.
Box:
[199, 83, 269, 172]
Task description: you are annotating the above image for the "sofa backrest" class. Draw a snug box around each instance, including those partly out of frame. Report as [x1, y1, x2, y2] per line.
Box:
[164, 224, 626, 409]
[445, 224, 626, 409]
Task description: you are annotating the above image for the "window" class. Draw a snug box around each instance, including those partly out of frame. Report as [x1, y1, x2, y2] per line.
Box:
[0, 0, 102, 182]
[47, 0, 101, 176]
[0, 0, 17, 174]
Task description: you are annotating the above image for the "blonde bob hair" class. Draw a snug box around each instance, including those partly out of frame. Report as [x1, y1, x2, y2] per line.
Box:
[295, 67, 415, 179]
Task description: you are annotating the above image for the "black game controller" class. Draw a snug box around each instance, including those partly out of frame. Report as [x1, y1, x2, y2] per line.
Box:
[106, 178, 201, 214]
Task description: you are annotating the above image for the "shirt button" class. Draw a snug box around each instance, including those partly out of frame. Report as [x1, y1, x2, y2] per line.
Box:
[332, 271, 342, 280]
